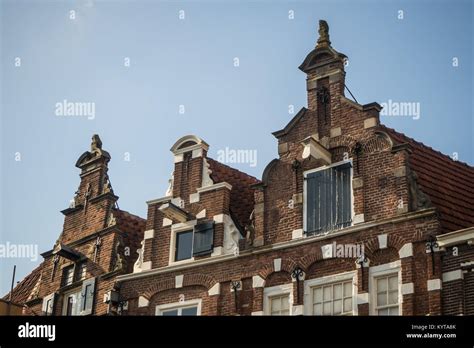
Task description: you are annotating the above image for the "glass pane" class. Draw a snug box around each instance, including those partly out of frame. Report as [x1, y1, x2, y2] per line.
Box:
[323, 302, 331, 315]
[388, 290, 398, 304]
[344, 282, 352, 297]
[66, 297, 74, 316]
[333, 299, 342, 314]
[271, 298, 281, 312]
[323, 286, 331, 301]
[175, 231, 193, 261]
[281, 296, 289, 310]
[181, 307, 198, 316]
[314, 303, 322, 315]
[378, 308, 389, 316]
[388, 275, 398, 291]
[343, 298, 352, 312]
[377, 277, 387, 292]
[162, 309, 179, 316]
[389, 306, 399, 315]
[79, 264, 87, 280]
[333, 284, 342, 300]
[314, 288, 323, 303]
[377, 293, 387, 306]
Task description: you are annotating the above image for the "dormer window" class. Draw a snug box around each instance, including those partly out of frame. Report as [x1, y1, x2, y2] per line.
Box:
[171, 222, 214, 263]
[304, 161, 353, 235]
[175, 230, 193, 261]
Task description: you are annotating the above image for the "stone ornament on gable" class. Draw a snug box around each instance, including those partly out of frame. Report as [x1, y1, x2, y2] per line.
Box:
[223, 215, 240, 255]
[165, 172, 174, 196]
[202, 158, 213, 187]
[133, 240, 145, 273]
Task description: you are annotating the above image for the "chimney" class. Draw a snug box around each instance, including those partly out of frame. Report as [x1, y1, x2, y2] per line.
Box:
[299, 20, 347, 136]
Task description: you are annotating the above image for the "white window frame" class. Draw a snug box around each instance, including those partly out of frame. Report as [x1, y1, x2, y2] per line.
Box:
[303, 159, 354, 235]
[155, 299, 202, 316]
[263, 283, 293, 315]
[61, 287, 82, 316]
[169, 220, 197, 265]
[304, 270, 358, 315]
[369, 260, 402, 315]
[42, 293, 55, 316]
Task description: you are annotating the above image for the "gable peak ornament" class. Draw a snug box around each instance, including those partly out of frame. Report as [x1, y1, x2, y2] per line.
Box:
[91, 134, 102, 152]
[316, 20, 331, 48]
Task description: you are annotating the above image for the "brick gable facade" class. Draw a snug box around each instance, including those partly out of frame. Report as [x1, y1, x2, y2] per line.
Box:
[5, 20, 473, 317]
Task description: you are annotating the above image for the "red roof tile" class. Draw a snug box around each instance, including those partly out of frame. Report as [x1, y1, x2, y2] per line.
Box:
[206, 158, 261, 229]
[113, 209, 146, 272]
[3, 263, 43, 305]
[380, 125, 474, 233]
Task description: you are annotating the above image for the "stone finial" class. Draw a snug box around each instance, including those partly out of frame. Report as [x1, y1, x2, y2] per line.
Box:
[316, 20, 331, 48]
[91, 134, 102, 152]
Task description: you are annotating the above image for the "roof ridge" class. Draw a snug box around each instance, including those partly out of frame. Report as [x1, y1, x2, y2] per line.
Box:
[3, 263, 43, 301]
[115, 208, 146, 222]
[379, 124, 473, 170]
[206, 157, 261, 183]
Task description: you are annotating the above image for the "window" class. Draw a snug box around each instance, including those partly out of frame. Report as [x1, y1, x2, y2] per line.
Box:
[80, 277, 96, 315]
[62, 266, 75, 286]
[269, 294, 290, 315]
[161, 306, 198, 316]
[375, 274, 399, 315]
[62, 289, 81, 316]
[312, 280, 353, 315]
[369, 261, 401, 315]
[61, 278, 96, 316]
[172, 222, 214, 263]
[156, 299, 201, 316]
[263, 284, 293, 316]
[175, 230, 193, 261]
[304, 271, 357, 316]
[78, 263, 87, 280]
[304, 161, 352, 235]
[42, 293, 55, 316]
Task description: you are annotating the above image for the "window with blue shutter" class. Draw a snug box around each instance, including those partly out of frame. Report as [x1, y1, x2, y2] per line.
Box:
[306, 162, 352, 235]
[193, 222, 214, 256]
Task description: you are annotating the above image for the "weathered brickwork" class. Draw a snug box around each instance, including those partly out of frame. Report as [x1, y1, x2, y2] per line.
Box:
[6, 20, 473, 317]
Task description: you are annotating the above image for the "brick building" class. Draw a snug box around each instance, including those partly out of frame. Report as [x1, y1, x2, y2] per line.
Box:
[5, 20, 474, 316]
[4, 135, 145, 316]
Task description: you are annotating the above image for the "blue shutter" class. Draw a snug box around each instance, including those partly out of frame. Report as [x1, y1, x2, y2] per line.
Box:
[193, 222, 214, 256]
[80, 277, 96, 315]
[335, 162, 352, 228]
[306, 172, 318, 234]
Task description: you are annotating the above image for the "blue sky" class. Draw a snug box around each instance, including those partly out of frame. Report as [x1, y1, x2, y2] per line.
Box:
[1, 0, 472, 295]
